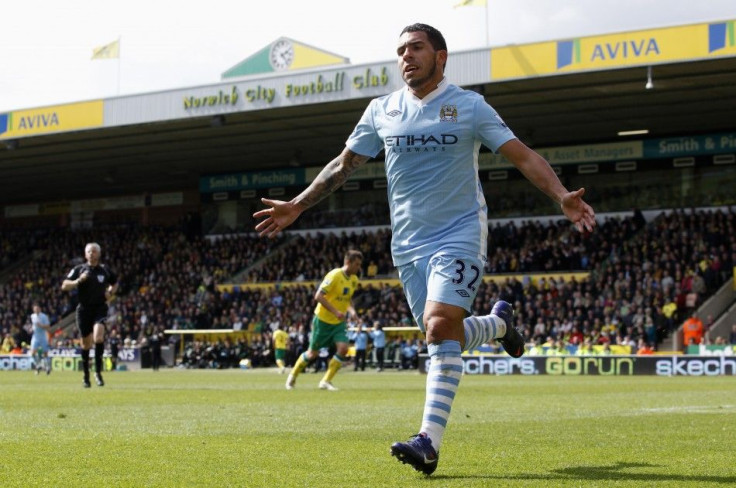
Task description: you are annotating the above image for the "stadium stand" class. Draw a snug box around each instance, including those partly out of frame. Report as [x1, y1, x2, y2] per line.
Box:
[3, 207, 732, 371]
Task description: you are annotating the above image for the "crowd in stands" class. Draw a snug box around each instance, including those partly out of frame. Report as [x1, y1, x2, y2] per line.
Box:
[1, 207, 735, 370]
[0, 223, 286, 351]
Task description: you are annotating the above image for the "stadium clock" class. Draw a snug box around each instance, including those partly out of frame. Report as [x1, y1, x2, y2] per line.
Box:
[270, 39, 294, 71]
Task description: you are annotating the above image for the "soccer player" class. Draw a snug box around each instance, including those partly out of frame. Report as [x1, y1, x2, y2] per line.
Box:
[254, 23, 595, 474]
[272, 324, 290, 374]
[61, 242, 118, 388]
[30, 304, 52, 375]
[284, 250, 362, 391]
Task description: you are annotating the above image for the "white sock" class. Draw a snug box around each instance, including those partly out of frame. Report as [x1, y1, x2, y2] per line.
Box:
[420, 340, 462, 453]
[463, 314, 507, 352]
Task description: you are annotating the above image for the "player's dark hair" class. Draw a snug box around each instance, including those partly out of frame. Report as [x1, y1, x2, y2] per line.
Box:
[401, 23, 447, 52]
[400, 23, 448, 70]
[345, 249, 363, 263]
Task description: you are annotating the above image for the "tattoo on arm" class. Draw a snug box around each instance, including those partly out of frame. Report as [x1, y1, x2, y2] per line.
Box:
[294, 149, 369, 209]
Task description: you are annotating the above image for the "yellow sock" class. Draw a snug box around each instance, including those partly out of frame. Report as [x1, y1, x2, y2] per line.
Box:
[276, 359, 285, 369]
[321, 355, 344, 383]
[290, 353, 309, 378]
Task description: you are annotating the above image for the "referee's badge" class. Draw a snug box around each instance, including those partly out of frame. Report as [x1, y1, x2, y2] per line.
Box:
[439, 104, 457, 122]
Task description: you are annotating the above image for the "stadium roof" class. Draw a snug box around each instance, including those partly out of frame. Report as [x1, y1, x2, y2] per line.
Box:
[2, 19, 736, 207]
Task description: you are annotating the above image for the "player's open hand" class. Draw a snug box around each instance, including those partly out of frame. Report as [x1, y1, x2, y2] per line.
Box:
[253, 198, 303, 238]
[561, 188, 596, 233]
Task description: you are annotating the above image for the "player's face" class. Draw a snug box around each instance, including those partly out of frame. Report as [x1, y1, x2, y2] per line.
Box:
[346, 258, 363, 276]
[397, 31, 445, 92]
[85, 245, 100, 265]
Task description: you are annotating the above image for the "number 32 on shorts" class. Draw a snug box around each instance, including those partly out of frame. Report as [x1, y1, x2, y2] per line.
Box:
[451, 259, 480, 292]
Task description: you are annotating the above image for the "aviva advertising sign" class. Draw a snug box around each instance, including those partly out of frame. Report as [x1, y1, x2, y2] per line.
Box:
[492, 19, 736, 81]
[0, 100, 104, 139]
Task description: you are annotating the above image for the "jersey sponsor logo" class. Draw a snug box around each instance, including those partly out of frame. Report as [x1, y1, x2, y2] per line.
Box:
[386, 109, 402, 117]
[385, 134, 458, 147]
[439, 104, 457, 122]
[384, 133, 458, 154]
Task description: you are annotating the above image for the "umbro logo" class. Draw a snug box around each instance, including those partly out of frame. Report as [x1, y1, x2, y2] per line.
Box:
[387, 110, 402, 117]
[455, 289, 470, 298]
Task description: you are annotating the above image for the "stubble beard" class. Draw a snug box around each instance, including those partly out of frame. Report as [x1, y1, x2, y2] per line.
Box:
[404, 58, 437, 90]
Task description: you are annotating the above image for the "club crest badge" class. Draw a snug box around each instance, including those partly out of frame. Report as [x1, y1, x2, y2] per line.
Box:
[439, 104, 457, 122]
[97, 275, 105, 283]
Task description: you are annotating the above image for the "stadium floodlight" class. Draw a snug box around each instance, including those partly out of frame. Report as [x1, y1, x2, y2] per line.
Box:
[645, 66, 654, 90]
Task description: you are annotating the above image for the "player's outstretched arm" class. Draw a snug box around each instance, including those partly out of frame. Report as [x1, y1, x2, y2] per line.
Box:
[253, 147, 370, 238]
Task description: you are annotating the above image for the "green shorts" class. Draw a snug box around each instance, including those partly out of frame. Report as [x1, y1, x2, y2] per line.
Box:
[309, 316, 348, 351]
[275, 348, 286, 361]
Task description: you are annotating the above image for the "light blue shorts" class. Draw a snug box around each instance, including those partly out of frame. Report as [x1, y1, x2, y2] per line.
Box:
[31, 338, 49, 354]
[397, 253, 484, 333]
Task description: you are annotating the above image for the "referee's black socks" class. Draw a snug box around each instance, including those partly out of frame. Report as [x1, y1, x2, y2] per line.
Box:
[95, 342, 105, 373]
[95, 343, 104, 373]
[81, 349, 91, 378]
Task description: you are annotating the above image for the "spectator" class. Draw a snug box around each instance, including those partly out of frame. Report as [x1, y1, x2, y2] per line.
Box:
[148, 325, 164, 371]
[1, 334, 16, 354]
[351, 320, 369, 372]
[109, 329, 121, 371]
[682, 313, 704, 349]
[400, 339, 418, 370]
[576, 339, 595, 356]
[370, 321, 386, 371]
[527, 337, 544, 355]
[636, 339, 654, 355]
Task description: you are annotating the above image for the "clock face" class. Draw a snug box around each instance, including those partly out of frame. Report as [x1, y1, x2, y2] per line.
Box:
[270, 40, 294, 71]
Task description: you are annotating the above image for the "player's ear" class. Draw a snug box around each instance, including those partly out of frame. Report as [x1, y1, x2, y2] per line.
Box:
[437, 49, 448, 71]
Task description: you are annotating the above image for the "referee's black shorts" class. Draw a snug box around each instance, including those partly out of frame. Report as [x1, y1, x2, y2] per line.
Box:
[76, 304, 109, 337]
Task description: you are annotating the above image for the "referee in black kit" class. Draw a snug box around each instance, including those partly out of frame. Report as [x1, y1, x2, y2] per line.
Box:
[62, 242, 118, 388]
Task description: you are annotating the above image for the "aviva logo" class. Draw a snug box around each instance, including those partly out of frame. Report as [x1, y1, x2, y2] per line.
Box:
[557, 37, 660, 70]
[557, 39, 581, 69]
[0, 113, 10, 136]
[709, 21, 736, 52]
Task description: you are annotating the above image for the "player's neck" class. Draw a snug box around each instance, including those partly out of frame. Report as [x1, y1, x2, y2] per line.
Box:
[407, 74, 444, 99]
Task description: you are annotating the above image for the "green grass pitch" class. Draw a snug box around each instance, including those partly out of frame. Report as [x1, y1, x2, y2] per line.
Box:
[2, 368, 734, 487]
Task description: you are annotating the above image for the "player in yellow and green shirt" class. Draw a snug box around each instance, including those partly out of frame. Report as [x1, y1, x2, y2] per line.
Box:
[286, 250, 363, 391]
[273, 324, 290, 374]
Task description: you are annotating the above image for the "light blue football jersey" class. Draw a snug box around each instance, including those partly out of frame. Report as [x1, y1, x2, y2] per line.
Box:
[346, 78, 515, 266]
